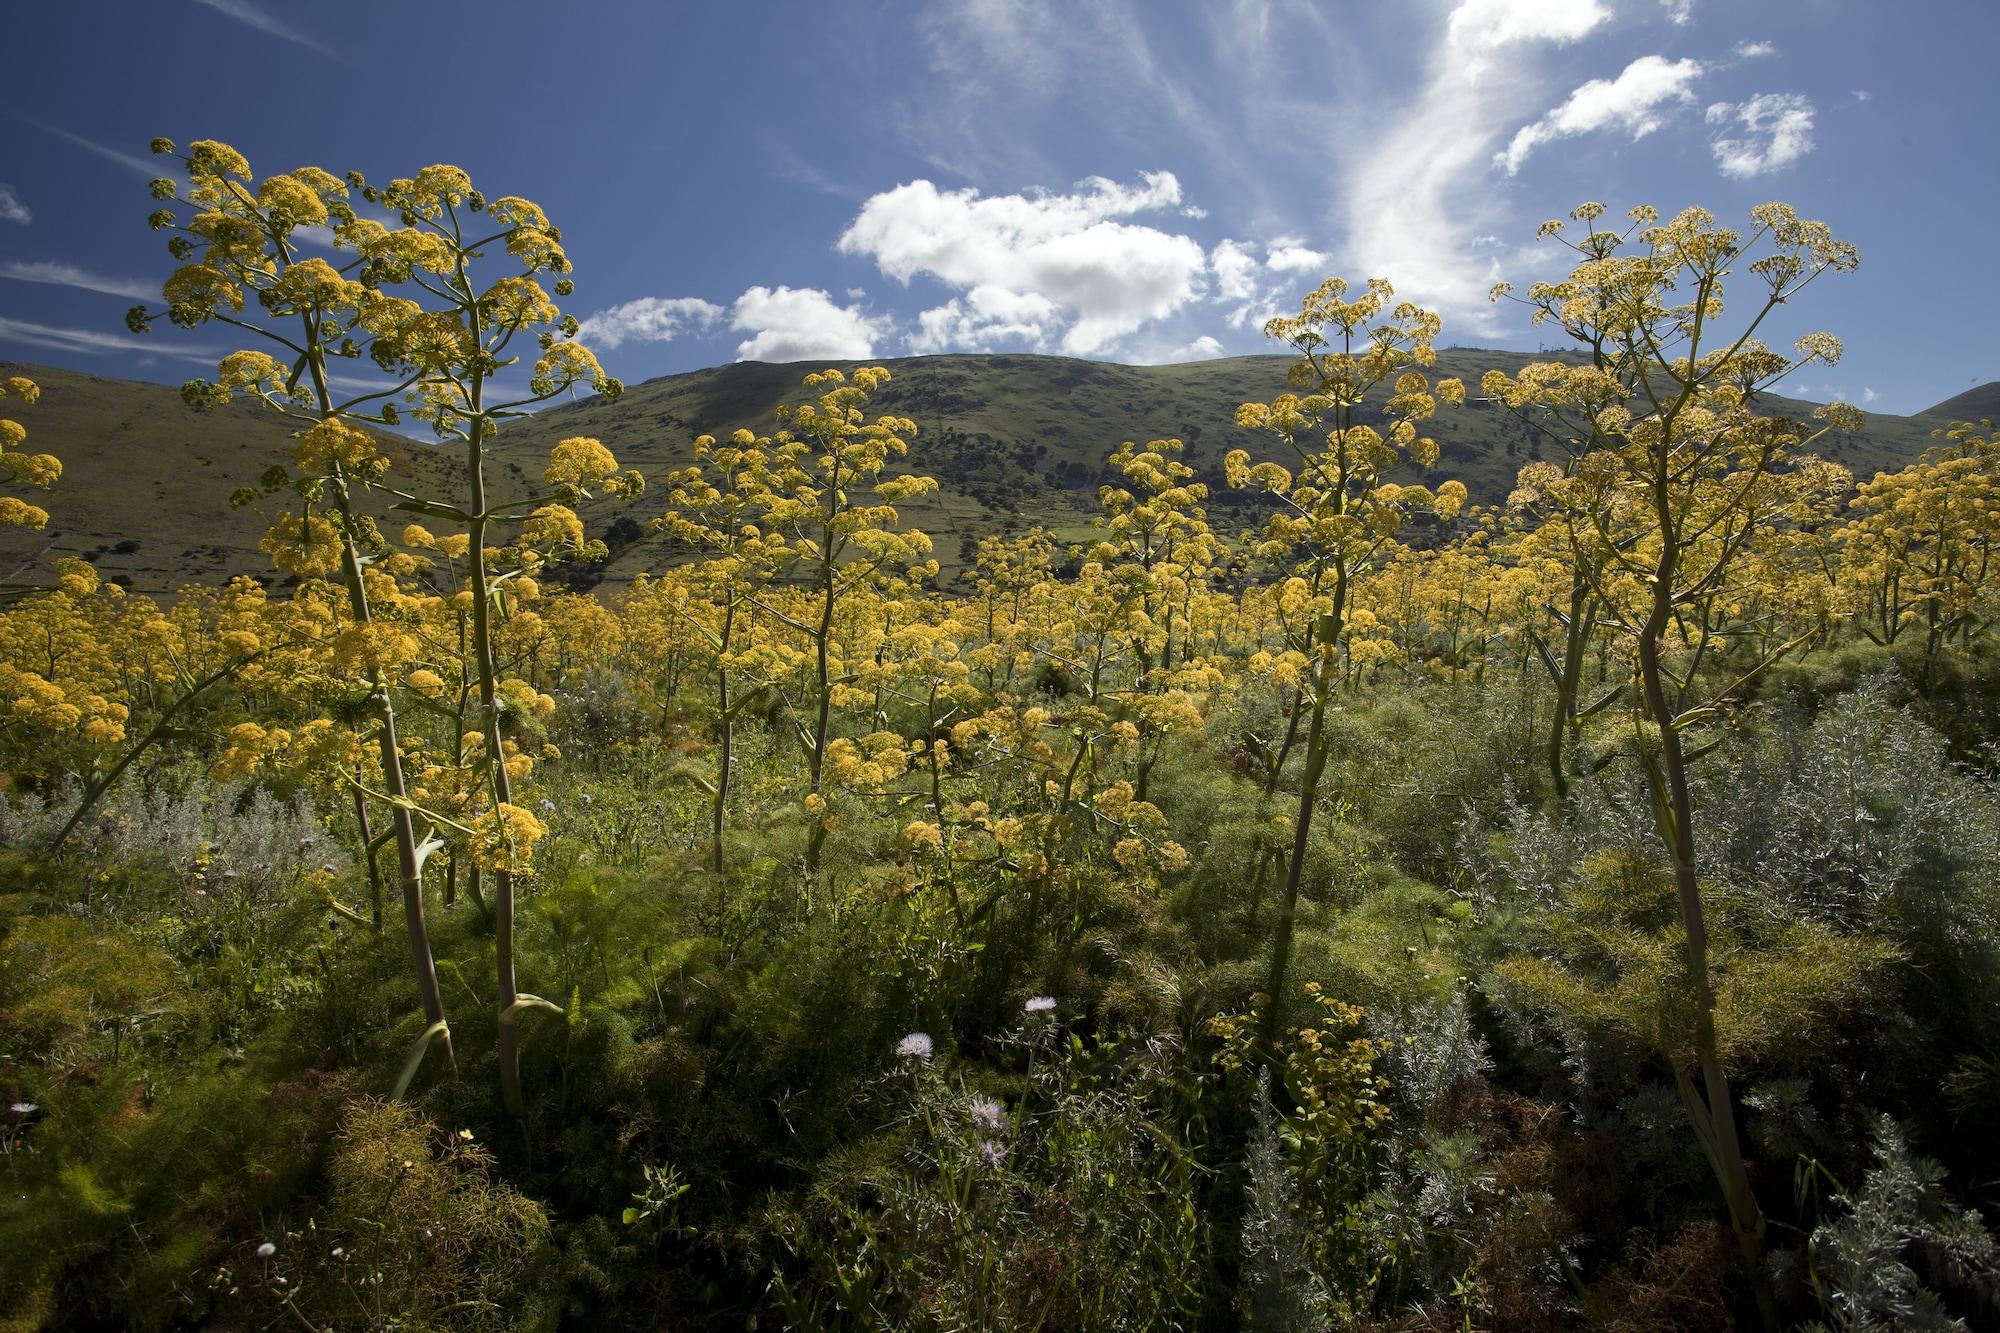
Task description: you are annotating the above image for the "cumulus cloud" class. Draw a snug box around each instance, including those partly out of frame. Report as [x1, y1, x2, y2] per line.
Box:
[0, 187, 28, 225]
[730, 286, 889, 362]
[1265, 239, 1329, 273]
[0, 260, 153, 300]
[1706, 93, 1816, 176]
[1445, 0, 1608, 74]
[1205, 236, 1329, 332]
[837, 172, 1208, 356]
[1496, 55, 1704, 175]
[1211, 239, 1262, 305]
[1163, 335, 1225, 362]
[578, 296, 724, 349]
[1735, 40, 1776, 58]
[909, 285, 1062, 353]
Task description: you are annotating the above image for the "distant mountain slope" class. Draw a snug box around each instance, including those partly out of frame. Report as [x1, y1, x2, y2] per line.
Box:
[512, 351, 1947, 586]
[0, 362, 458, 594]
[1920, 382, 2000, 423]
[0, 353, 1954, 591]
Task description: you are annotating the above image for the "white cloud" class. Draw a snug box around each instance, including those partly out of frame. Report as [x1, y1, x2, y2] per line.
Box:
[838, 172, 1208, 356]
[1735, 41, 1776, 58]
[1211, 239, 1262, 304]
[908, 285, 1062, 353]
[577, 296, 724, 349]
[1342, 0, 1610, 326]
[1862, 386, 1880, 404]
[1706, 92, 1816, 177]
[1445, 0, 1609, 73]
[1181, 204, 1209, 219]
[0, 260, 153, 301]
[1852, 89, 1873, 102]
[0, 186, 28, 225]
[0, 315, 211, 361]
[35, 123, 164, 178]
[1163, 335, 1225, 362]
[1265, 239, 1329, 273]
[1660, 0, 1694, 24]
[190, 0, 330, 54]
[729, 286, 890, 362]
[1496, 55, 1704, 175]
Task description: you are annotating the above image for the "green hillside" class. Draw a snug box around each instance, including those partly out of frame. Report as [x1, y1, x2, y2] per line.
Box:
[0, 361, 459, 595]
[1, 353, 1969, 591]
[1922, 382, 2000, 423]
[511, 350, 1957, 586]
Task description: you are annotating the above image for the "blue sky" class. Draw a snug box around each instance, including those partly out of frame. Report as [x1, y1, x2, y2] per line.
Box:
[2, 0, 1994, 415]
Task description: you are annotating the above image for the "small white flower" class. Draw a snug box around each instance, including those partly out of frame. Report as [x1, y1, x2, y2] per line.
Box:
[256, 1242, 276, 1259]
[896, 1031, 935, 1061]
[1023, 996, 1056, 1014]
[8, 1102, 36, 1116]
[969, 1096, 1007, 1134]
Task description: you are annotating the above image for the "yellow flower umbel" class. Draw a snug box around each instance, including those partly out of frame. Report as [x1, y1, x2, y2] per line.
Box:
[0, 377, 58, 530]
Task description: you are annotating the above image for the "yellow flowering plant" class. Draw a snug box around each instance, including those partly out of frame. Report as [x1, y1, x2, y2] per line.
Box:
[0, 376, 59, 535]
[1228, 276, 1464, 1050]
[1482, 200, 1862, 1297]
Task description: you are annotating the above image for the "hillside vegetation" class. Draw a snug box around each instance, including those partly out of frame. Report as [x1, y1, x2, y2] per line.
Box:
[1, 353, 1966, 592]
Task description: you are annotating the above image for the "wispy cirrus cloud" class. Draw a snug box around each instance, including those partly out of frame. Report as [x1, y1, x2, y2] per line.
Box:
[189, 0, 332, 56]
[1, 260, 155, 302]
[1342, 0, 1611, 326]
[34, 123, 162, 178]
[0, 186, 29, 225]
[0, 315, 212, 362]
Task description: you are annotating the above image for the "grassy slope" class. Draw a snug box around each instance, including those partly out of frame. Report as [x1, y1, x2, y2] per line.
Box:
[0, 361, 460, 594]
[1921, 382, 2000, 423]
[512, 350, 1955, 585]
[3, 353, 1971, 590]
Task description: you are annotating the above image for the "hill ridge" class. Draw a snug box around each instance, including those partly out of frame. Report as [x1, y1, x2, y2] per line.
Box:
[0, 353, 1957, 593]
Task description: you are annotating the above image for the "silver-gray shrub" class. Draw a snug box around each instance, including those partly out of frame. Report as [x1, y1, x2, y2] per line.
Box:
[1240, 1069, 1335, 1332]
[1, 771, 344, 904]
[1809, 1116, 1998, 1332]
[1698, 678, 2000, 973]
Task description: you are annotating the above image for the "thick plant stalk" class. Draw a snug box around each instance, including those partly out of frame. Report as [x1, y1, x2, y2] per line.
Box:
[804, 525, 837, 881]
[1635, 481, 1773, 1328]
[311, 346, 453, 1074]
[1259, 609, 1340, 1055]
[712, 599, 734, 874]
[456, 361, 525, 1114]
[1546, 574, 1595, 805]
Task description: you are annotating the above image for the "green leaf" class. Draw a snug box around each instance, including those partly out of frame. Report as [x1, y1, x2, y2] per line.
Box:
[392, 1019, 451, 1099]
[1578, 682, 1627, 721]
